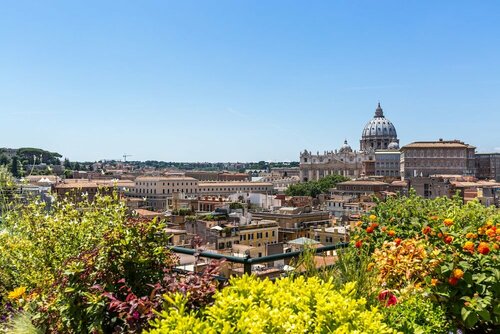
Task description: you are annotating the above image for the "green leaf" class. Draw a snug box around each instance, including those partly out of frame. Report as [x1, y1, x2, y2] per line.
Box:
[465, 311, 478, 328]
[477, 310, 490, 322]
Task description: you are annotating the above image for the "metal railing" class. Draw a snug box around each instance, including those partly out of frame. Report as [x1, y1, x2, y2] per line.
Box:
[171, 242, 349, 277]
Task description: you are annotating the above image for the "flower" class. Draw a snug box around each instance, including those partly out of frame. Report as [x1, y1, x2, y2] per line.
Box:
[486, 229, 496, 238]
[394, 238, 402, 246]
[367, 263, 375, 271]
[431, 278, 439, 286]
[378, 290, 398, 307]
[444, 236, 453, 244]
[463, 241, 474, 254]
[465, 232, 476, 239]
[356, 221, 363, 227]
[448, 277, 459, 286]
[371, 222, 379, 228]
[388, 230, 396, 237]
[478, 242, 490, 255]
[453, 268, 464, 279]
[443, 218, 454, 226]
[381, 226, 387, 232]
[493, 243, 499, 250]
[366, 226, 374, 233]
[355, 240, 362, 248]
[422, 226, 431, 235]
[369, 214, 377, 221]
[8, 286, 26, 300]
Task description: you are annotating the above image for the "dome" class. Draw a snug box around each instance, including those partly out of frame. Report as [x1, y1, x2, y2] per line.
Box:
[360, 103, 399, 151]
[339, 140, 352, 153]
[362, 103, 397, 138]
[388, 141, 400, 150]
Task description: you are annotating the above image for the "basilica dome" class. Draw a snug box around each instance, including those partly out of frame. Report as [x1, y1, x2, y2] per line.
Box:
[339, 140, 352, 153]
[360, 103, 399, 151]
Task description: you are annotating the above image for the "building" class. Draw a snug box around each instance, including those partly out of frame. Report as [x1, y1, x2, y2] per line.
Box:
[252, 207, 331, 243]
[53, 179, 133, 202]
[299, 103, 399, 181]
[184, 171, 249, 182]
[400, 140, 476, 179]
[374, 150, 401, 177]
[198, 182, 274, 196]
[131, 175, 199, 211]
[333, 180, 391, 197]
[475, 153, 500, 181]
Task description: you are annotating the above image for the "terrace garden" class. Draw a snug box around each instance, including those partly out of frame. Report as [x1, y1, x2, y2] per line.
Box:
[0, 167, 498, 333]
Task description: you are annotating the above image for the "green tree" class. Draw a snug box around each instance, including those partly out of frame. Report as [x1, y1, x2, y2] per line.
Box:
[285, 174, 349, 198]
[9, 156, 22, 178]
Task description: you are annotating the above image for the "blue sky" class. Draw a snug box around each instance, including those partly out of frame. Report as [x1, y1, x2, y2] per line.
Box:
[1, 1, 499, 162]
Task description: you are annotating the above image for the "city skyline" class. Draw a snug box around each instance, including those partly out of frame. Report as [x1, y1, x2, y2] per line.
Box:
[1, 1, 500, 162]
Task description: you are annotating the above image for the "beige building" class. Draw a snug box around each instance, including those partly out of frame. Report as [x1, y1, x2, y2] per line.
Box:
[252, 207, 331, 243]
[237, 220, 279, 256]
[198, 182, 274, 196]
[401, 140, 476, 179]
[131, 175, 199, 211]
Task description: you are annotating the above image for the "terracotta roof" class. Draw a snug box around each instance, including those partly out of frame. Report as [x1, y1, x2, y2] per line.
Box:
[135, 176, 197, 181]
[199, 182, 273, 187]
[402, 141, 475, 149]
[338, 180, 388, 186]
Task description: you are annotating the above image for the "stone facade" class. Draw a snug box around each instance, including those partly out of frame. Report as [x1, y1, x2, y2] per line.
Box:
[400, 140, 476, 179]
[300, 103, 399, 181]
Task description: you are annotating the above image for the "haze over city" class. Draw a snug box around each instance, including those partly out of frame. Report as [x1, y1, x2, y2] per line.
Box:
[1, 1, 500, 162]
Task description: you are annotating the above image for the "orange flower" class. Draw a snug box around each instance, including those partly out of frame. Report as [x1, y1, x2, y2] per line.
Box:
[394, 238, 402, 246]
[486, 229, 496, 238]
[438, 232, 443, 238]
[381, 226, 387, 232]
[448, 277, 459, 286]
[465, 232, 475, 239]
[431, 278, 439, 286]
[444, 236, 453, 244]
[443, 218, 454, 226]
[388, 230, 396, 237]
[453, 268, 464, 279]
[493, 243, 499, 250]
[366, 226, 375, 233]
[463, 241, 474, 254]
[355, 240, 362, 248]
[371, 222, 379, 228]
[422, 226, 431, 235]
[478, 242, 490, 255]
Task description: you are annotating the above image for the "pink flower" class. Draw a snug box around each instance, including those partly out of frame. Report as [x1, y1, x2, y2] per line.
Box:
[378, 290, 398, 307]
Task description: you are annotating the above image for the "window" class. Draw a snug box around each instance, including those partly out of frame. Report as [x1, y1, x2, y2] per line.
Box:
[272, 231, 275, 237]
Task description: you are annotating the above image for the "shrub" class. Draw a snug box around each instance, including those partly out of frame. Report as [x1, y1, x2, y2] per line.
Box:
[354, 191, 500, 331]
[382, 292, 451, 334]
[148, 276, 395, 334]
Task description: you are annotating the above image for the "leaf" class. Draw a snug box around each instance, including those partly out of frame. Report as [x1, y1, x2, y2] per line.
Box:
[477, 310, 490, 322]
[465, 311, 478, 328]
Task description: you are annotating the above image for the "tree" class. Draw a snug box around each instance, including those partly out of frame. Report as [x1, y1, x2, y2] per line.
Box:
[9, 156, 22, 178]
[285, 174, 349, 198]
[0, 154, 10, 166]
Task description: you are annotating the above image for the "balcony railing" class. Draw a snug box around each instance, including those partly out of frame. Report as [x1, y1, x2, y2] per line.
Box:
[171, 242, 349, 277]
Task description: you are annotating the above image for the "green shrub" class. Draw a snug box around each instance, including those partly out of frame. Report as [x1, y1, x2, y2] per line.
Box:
[382, 292, 451, 334]
[148, 276, 395, 334]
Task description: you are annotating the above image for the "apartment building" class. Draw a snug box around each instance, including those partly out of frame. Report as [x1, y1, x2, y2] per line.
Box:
[131, 175, 199, 211]
[198, 182, 274, 196]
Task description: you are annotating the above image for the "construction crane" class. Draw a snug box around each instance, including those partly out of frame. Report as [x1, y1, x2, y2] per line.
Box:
[123, 154, 132, 162]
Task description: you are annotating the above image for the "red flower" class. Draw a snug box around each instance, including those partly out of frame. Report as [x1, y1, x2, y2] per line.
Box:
[378, 290, 398, 307]
[422, 226, 431, 235]
[394, 238, 402, 246]
[444, 236, 453, 244]
[448, 277, 459, 286]
[355, 240, 362, 248]
[478, 242, 490, 255]
[366, 226, 374, 233]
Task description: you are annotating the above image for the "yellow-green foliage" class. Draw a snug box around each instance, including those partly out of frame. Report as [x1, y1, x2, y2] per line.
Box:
[148, 276, 395, 334]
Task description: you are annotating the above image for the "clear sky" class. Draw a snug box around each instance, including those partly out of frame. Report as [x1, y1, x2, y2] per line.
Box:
[1, 1, 500, 162]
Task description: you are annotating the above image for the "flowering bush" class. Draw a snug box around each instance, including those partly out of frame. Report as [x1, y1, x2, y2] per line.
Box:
[147, 276, 395, 334]
[0, 193, 222, 333]
[354, 191, 500, 331]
